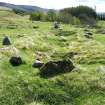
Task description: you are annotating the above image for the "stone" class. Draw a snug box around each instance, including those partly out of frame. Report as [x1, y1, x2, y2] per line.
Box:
[33, 26, 39, 29]
[86, 32, 93, 35]
[40, 59, 75, 77]
[32, 60, 44, 68]
[17, 34, 24, 38]
[9, 56, 23, 66]
[84, 34, 93, 39]
[53, 21, 59, 29]
[2, 36, 11, 45]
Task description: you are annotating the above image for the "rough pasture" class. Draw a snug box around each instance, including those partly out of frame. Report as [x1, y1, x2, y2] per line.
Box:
[0, 9, 105, 105]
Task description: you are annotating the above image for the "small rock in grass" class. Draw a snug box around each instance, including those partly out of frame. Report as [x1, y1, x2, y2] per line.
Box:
[86, 32, 93, 35]
[17, 34, 24, 38]
[65, 52, 78, 59]
[2, 36, 11, 45]
[33, 26, 39, 29]
[84, 34, 93, 39]
[32, 60, 44, 68]
[53, 21, 60, 29]
[9, 56, 23, 66]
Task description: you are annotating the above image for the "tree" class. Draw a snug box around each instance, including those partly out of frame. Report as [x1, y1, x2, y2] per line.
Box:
[29, 12, 43, 21]
[12, 9, 27, 15]
[60, 6, 97, 25]
[46, 10, 57, 21]
[61, 6, 97, 19]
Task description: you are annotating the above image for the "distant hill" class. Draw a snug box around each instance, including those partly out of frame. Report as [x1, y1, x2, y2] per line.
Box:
[0, 2, 49, 12]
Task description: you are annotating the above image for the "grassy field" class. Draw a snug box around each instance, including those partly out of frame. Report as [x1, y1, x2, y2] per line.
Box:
[0, 9, 105, 105]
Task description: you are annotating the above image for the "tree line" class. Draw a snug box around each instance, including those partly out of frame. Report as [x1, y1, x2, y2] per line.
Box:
[13, 6, 97, 25]
[97, 13, 105, 20]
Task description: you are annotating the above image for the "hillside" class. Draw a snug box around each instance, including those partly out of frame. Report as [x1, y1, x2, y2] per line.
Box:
[0, 2, 48, 12]
[0, 10, 105, 105]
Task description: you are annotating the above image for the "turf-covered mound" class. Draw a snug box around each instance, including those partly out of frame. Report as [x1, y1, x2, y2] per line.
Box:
[0, 46, 19, 57]
[15, 36, 35, 49]
[68, 40, 105, 64]
[54, 30, 76, 36]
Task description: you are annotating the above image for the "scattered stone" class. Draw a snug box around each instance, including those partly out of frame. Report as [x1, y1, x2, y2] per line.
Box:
[53, 21, 60, 29]
[84, 29, 90, 32]
[2, 36, 11, 45]
[33, 26, 39, 29]
[32, 60, 44, 68]
[17, 34, 24, 38]
[9, 56, 23, 66]
[84, 32, 93, 39]
[84, 29, 93, 39]
[86, 32, 93, 35]
[84, 34, 93, 39]
[40, 59, 75, 77]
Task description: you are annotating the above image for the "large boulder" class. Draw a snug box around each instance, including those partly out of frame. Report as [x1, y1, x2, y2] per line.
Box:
[32, 60, 44, 68]
[2, 36, 11, 45]
[40, 60, 75, 77]
[9, 56, 23, 66]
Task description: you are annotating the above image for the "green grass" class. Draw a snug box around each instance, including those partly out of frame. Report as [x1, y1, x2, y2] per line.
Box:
[0, 10, 105, 105]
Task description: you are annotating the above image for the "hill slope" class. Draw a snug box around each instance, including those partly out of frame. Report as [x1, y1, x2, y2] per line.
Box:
[0, 2, 48, 12]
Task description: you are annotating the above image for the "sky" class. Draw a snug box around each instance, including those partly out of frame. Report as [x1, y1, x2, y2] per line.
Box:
[0, 0, 105, 12]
